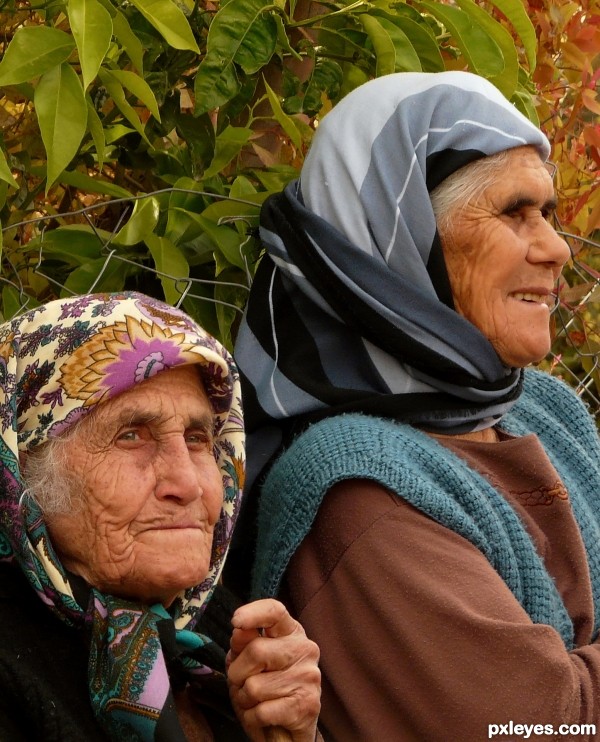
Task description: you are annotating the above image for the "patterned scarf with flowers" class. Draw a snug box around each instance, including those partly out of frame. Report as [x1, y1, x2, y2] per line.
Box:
[0, 291, 245, 741]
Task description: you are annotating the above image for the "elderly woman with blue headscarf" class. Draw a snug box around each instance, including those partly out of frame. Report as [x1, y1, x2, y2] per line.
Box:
[0, 291, 320, 741]
[231, 71, 600, 740]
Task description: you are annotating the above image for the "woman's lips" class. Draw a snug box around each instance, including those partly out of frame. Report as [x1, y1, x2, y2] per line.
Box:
[510, 290, 554, 308]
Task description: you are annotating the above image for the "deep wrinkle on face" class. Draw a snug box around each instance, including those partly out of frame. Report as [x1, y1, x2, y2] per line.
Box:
[438, 146, 571, 368]
[46, 365, 224, 607]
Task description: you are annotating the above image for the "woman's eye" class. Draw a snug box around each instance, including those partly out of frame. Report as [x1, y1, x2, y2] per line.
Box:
[504, 208, 524, 221]
[186, 431, 211, 447]
[117, 429, 140, 442]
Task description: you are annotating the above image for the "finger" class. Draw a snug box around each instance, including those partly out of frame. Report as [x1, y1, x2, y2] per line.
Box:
[232, 599, 300, 639]
[230, 625, 264, 658]
[227, 635, 320, 692]
[232, 691, 321, 739]
[229, 660, 321, 710]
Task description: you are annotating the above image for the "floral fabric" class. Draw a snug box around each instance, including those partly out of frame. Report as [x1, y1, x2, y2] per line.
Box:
[0, 291, 245, 740]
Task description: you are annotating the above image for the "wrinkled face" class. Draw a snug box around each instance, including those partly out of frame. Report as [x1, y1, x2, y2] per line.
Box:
[438, 146, 571, 367]
[47, 365, 223, 606]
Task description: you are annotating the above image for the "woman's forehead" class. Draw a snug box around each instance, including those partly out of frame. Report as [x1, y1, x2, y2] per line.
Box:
[481, 148, 556, 205]
[88, 366, 213, 429]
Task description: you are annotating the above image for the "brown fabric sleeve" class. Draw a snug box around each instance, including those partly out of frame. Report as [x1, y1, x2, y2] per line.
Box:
[285, 479, 600, 742]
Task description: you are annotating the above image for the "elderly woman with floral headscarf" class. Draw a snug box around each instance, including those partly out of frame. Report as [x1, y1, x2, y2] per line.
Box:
[231, 71, 600, 740]
[0, 291, 320, 742]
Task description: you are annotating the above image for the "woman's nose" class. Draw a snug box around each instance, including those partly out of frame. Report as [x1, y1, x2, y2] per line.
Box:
[529, 219, 571, 269]
[154, 436, 200, 503]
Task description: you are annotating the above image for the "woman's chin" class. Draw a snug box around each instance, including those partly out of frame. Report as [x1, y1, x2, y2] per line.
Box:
[499, 342, 551, 369]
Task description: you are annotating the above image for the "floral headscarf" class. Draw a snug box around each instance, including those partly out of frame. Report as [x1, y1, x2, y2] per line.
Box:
[0, 291, 245, 740]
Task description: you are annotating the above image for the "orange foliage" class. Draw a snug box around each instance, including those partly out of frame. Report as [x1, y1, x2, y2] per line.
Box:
[530, 0, 600, 239]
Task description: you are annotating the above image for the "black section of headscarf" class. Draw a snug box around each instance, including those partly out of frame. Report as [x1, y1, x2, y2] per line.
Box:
[425, 148, 488, 192]
[264, 193, 455, 384]
[156, 614, 227, 691]
[155, 614, 238, 739]
[260, 188, 521, 402]
[426, 231, 455, 309]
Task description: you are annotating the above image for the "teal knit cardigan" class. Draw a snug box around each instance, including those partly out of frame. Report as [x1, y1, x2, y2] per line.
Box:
[252, 370, 600, 650]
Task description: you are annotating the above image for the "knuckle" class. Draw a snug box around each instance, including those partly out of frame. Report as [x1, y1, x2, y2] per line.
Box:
[305, 638, 320, 662]
[241, 673, 263, 703]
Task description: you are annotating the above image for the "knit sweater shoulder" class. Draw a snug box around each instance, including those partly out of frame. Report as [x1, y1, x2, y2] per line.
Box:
[252, 369, 600, 649]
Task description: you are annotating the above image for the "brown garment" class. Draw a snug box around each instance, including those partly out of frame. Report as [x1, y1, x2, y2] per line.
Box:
[284, 433, 600, 742]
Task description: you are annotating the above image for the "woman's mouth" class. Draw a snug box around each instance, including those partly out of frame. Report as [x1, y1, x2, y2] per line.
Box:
[511, 291, 553, 308]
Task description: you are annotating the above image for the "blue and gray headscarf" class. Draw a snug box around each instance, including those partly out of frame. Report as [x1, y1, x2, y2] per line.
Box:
[234, 71, 551, 487]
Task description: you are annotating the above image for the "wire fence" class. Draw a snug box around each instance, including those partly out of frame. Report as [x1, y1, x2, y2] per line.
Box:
[544, 232, 600, 418]
[2, 193, 599, 421]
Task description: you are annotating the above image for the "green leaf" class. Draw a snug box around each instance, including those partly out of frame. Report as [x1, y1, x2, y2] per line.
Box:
[203, 126, 253, 179]
[214, 266, 247, 351]
[107, 69, 161, 121]
[339, 62, 371, 99]
[128, 0, 199, 52]
[199, 193, 266, 227]
[452, 0, 518, 98]
[28, 164, 134, 198]
[172, 111, 215, 179]
[113, 9, 145, 73]
[195, 62, 241, 118]
[301, 59, 343, 115]
[274, 12, 302, 61]
[34, 63, 87, 190]
[98, 67, 150, 144]
[0, 27, 75, 86]
[68, 0, 113, 90]
[417, 2, 505, 78]
[26, 226, 105, 266]
[230, 175, 258, 199]
[488, 0, 537, 72]
[86, 98, 106, 169]
[104, 125, 136, 145]
[250, 166, 298, 193]
[1, 285, 28, 322]
[511, 86, 540, 126]
[0, 148, 17, 189]
[181, 289, 219, 341]
[264, 80, 303, 150]
[370, 14, 422, 72]
[63, 256, 128, 295]
[0, 182, 8, 211]
[145, 233, 190, 305]
[186, 214, 248, 270]
[113, 196, 160, 246]
[195, 0, 276, 116]
[164, 177, 208, 244]
[379, 13, 444, 72]
[360, 15, 396, 76]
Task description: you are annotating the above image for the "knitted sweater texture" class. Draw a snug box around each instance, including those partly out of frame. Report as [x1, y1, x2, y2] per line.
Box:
[252, 370, 600, 649]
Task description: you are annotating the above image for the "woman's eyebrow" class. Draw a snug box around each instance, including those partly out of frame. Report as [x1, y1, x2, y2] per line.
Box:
[111, 408, 214, 430]
[115, 409, 160, 427]
[187, 412, 216, 432]
[502, 195, 558, 212]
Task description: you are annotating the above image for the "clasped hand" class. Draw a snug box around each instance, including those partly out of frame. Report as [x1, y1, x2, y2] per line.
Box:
[227, 599, 321, 742]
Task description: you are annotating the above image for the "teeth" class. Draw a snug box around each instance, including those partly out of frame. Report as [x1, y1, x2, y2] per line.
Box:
[512, 292, 547, 303]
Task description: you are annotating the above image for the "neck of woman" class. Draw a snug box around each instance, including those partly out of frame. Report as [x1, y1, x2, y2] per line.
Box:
[428, 427, 500, 443]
